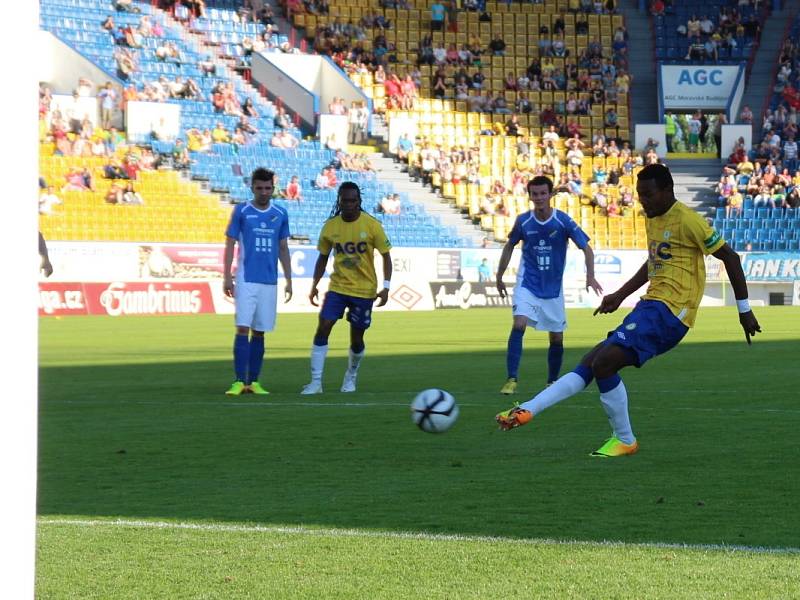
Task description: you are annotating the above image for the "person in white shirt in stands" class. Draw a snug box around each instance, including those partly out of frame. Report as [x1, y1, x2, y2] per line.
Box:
[271, 130, 299, 149]
[39, 186, 62, 215]
[315, 167, 332, 189]
[783, 135, 798, 173]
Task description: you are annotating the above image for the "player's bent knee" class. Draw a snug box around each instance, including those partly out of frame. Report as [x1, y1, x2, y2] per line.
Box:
[590, 346, 628, 379]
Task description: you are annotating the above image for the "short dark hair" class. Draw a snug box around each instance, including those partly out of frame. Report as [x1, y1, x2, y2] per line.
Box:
[637, 163, 673, 190]
[527, 175, 554, 193]
[251, 168, 275, 183]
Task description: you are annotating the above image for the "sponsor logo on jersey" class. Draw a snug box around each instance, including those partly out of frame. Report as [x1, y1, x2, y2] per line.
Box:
[335, 241, 369, 254]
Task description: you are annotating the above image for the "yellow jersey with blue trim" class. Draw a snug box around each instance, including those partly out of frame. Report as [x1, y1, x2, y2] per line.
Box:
[642, 201, 725, 327]
[318, 212, 392, 299]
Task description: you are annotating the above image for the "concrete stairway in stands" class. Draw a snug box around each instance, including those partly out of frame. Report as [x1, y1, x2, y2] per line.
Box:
[369, 153, 491, 247]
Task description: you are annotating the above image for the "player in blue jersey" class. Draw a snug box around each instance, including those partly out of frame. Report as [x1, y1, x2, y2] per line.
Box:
[223, 168, 293, 395]
[495, 175, 603, 394]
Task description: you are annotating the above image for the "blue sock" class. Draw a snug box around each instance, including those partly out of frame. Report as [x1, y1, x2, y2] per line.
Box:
[313, 334, 328, 347]
[506, 328, 524, 379]
[247, 336, 265, 385]
[597, 374, 622, 393]
[572, 364, 594, 386]
[233, 334, 249, 382]
[547, 343, 564, 383]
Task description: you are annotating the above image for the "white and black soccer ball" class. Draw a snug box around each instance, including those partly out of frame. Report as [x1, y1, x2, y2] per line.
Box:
[410, 389, 459, 433]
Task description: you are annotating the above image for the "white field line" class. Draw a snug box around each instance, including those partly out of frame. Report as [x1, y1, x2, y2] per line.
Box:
[38, 517, 800, 555]
[51, 398, 800, 415]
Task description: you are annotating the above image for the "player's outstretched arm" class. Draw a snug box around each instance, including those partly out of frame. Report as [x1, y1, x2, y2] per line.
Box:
[375, 251, 392, 307]
[594, 260, 649, 315]
[308, 252, 329, 307]
[581, 244, 603, 295]
[223, 236, 236, 297]
[712, 243, 762, 344]
[278, 238, 293, 302]
[495, 239, 516, 298]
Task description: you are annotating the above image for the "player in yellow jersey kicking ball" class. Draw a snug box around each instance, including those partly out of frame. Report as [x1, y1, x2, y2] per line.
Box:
[496, 163, 762, 457]
[301, 182, 393, 394]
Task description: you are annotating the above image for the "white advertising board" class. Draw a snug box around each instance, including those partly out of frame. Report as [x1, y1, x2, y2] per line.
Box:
[126, 101, 181, 141]
[660, 64, 744, 110]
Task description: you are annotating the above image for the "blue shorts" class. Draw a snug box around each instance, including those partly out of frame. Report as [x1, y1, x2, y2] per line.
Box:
[320, 290, 375, 330]
[604, 300, 689, 367]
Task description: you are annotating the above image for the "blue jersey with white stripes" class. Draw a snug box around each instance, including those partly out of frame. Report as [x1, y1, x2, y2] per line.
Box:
[225, 202, 290, 284]
[508, 209, 590, 299]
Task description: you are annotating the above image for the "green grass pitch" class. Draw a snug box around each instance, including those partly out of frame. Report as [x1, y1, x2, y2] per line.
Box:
[37, 307, 800, 598]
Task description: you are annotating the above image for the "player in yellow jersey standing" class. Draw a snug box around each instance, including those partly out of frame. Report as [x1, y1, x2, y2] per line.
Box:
[301, 182, 393, 394]
[496, 164, 762, 456]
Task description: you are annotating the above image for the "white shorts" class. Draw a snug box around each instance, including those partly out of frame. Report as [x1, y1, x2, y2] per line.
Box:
[235, 281, 278, 332]
[512, 286, 567, 332]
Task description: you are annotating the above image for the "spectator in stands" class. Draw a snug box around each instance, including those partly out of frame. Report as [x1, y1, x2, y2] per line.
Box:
[39, 186, 62, 215]
[212, 122, 231, 144]
[61, 168, 89, 192]
[275, 106, 292, 130]
[489, 35, 506, 57]
[786, 184, 800, 209]
[122, 182, 144, 205]
[605, 107, 618, 128]
[104, 182, 123, 204]
[380, 193, 401, 215]
[783, 135, 798, 174]
[431, 0, 445, 31]
[739, 104, 753, 125]
[171, 139, 190, 170]
[284, 176, 303, 201]
[315, 168, 332, 189]
[396, 133, 414, 163]
[96, 82, 117, 130]
[114, 0, 141, 13]
[272, 130, 299, 149]
[114, 48, 137, 81]
[237, 115, 258, 137]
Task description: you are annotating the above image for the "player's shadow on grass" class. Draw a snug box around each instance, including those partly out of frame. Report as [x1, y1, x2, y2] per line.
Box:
[38, 341, 800, 549]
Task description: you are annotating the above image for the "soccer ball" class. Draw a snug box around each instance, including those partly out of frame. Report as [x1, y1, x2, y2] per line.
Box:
[410, 389, 459, 433]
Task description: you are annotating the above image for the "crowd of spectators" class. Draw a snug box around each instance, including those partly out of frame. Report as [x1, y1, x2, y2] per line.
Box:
[399, 125, 646, 219]
[651, 0, 765, 63]
[716, 31, 800, 217]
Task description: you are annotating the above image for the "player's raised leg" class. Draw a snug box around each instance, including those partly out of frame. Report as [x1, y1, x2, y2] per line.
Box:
[496, 362, 595, 429]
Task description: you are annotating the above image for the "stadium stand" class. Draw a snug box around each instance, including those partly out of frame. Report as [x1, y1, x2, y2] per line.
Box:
[276, 0, 645, 244]
[39, 0, 469, 246]
[712, 9, 800, 252]
[651, 0, 766, 63]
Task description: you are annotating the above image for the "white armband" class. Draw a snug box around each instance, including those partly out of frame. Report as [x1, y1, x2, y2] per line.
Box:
[736, 299, 751, 314]
[383, 280, 391, 290]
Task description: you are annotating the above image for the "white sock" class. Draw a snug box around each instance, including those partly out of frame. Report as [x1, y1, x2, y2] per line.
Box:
[519, 372, 588, 415]
[310, 344, 328, 382]
[348, 349, 365, 374]
[600, 380, 635, 444]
